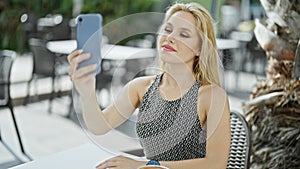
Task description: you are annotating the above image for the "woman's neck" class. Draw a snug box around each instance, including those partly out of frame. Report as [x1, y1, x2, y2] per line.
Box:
[163, 64, 195, 89]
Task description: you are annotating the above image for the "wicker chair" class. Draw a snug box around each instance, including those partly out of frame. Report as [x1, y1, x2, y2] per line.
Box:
[227, 111, 251, 169]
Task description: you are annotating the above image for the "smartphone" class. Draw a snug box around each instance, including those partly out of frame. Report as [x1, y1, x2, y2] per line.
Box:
[76, 14, 102, 74]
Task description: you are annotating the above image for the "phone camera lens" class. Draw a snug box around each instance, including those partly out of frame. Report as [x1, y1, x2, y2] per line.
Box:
[78, 17, 83, 22]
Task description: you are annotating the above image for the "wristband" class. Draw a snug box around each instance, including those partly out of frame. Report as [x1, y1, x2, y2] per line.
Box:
[146, 159, 160, 166]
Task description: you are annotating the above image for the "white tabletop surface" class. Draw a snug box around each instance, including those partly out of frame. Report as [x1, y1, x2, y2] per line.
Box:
[216, 38, 240, 50]
[47, 40, 156, 60]
[47, 38, 239, 59]
[9, 143, 142, 169]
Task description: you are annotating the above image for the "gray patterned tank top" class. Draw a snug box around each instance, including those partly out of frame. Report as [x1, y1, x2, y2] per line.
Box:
[136, 74, 206, 161]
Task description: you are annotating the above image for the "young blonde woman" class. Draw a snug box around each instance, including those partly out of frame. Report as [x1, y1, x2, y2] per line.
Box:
[68, 2, 230, 169]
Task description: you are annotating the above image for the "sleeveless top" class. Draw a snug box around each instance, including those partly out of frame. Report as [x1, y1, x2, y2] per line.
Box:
[136, 74, 207, 161]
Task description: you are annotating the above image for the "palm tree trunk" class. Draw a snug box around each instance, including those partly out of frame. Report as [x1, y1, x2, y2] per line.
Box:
[244, 0, 300, 168]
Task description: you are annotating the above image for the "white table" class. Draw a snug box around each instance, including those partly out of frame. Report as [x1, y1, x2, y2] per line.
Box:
[216, 38, 240, 50]
[47, 38, 239, 59]
[9, 143, 143, 169]
[47, 40, 156, 60]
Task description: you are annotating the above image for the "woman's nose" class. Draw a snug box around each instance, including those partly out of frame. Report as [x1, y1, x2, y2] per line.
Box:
[166, 33, 175, 43]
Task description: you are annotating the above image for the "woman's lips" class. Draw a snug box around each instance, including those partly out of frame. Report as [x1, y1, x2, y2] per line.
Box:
[162, 44, 176, 52]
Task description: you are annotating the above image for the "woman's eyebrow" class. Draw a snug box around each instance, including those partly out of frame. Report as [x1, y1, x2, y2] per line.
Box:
[165, 22, 172, 26]
[166, 22, 193, 33]
[180, 27, 192, 33]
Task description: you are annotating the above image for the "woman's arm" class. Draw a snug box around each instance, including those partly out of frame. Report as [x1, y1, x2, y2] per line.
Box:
[80, 79, 141, 135]
[160, 85, 231, 169]
[96, 85, 230, 169]
[68, 50, 145, 135]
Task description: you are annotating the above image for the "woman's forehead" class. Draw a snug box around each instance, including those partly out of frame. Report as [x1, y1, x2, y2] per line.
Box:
[166, 11, 196, 29]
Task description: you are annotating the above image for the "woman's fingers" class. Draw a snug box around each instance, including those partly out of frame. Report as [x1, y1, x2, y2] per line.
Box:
[95, 156, 137, 169]
[74, 53, 91, 64]
[67, 50, 97, 97]
[96, 160, 117, 169]
[96, 157, 119, 168]
[70, 53, 91, 71]
[68, 50, 84, 76]
[68, 51, 92, 78]
[72, 64, 97, 80]
[67, 49, 83, 63]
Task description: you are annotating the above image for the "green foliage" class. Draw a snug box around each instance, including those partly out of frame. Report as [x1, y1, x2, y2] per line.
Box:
[0, 0, 73, 52]
[80, 0, 164, 24]
[0, 0, 166, 51]
[80, 0, 165, 45]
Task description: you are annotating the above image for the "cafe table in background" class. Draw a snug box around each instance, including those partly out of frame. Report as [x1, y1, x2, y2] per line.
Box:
[46, 40, 156, 60]
[46, 38, 239, 60]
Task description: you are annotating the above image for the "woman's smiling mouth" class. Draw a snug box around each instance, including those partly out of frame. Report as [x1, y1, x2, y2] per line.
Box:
[162, 44, 177, 52]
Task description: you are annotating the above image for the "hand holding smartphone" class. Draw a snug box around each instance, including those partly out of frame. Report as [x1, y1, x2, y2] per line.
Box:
[76, 14, 103, 74]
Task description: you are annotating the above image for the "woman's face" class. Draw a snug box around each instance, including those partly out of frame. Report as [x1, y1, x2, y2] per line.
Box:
[158, 11, 201, 65]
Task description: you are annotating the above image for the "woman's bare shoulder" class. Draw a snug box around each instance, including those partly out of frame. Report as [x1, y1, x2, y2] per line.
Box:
[130, 75, 156, 87]
[198, 84, 228, 108]
[199, 83, 227, 98]
[198, 83, 229, 112]
[128, 75, 157, 96]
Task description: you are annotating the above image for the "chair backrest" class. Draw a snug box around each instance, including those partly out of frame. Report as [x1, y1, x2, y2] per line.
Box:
[227, 111, 251, 169]
[46, 18, 71, 41]
[28, 38, 56, 77]
[0, 50, 16, 106]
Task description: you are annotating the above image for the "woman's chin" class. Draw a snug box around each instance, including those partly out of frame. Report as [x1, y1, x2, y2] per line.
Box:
[159, 52, 180, 63]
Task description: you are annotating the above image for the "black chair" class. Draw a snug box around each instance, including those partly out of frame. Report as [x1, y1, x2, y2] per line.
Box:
[20, 13, 39, 53]
[227, 111, 251, 169]
[25, 38, 68, 113]
[0, 50, 32, 162]
[37, 14, 71, 41]
[44, 18, 71, 41]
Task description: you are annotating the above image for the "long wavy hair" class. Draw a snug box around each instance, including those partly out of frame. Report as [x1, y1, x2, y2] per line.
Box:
[158, 2, 222, 86]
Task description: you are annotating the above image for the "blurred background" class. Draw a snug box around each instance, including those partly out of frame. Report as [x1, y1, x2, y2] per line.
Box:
[1, 0, 264, 51]
[1, 0, 299, 169]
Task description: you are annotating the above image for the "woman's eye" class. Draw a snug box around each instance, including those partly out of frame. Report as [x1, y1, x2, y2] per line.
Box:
[164, 27, 172, 33]
[180, 33, 190, 38]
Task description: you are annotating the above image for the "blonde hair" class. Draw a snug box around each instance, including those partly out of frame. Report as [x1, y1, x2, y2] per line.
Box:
[159, 2, 221, 86]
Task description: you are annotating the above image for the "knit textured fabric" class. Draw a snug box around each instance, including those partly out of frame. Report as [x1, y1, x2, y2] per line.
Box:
[136, 74, 206, 161]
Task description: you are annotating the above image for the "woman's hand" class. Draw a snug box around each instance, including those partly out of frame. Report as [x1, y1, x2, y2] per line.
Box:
[96, 155, 145, 169]
[67, 50, 98, 98]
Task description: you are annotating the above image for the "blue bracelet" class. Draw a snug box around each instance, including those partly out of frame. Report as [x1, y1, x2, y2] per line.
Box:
[146, 159, 160, 166]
